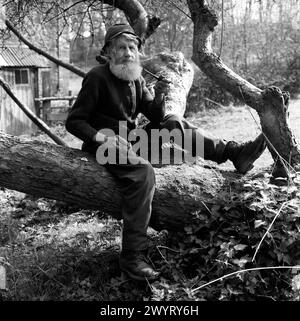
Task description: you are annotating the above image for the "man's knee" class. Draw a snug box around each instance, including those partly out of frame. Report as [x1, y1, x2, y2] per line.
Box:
[138, 163, 155, 188]
[144, 163, 156, 185]
[161, 114, 183, 132]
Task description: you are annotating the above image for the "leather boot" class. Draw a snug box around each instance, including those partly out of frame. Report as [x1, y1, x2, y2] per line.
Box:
[119, 250, 160, 281]
[224, 133, 267, 174]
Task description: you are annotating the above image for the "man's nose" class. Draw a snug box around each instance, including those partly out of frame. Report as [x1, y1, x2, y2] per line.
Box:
[124, 47, 133, 56]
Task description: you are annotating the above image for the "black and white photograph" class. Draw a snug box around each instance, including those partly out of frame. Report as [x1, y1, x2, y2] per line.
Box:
[0, 0, 300, 313]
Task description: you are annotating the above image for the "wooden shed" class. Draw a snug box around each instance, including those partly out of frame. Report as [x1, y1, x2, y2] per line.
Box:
[0, 46, 49, 135]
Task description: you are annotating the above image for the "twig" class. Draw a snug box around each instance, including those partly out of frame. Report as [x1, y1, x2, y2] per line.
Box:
[72, 4, 91, 47]
[166, 0, 192, 20]
[200, 201, 212, 215]
[157, 245, 180, 253]
[191, 265, 300, 294]
[156, 245, 170, 265]
[37, 266, 66, 288]
[202, 97, 226, 108]
[218, 0, 224, 58]
[145, 276, 154, 290]
[44, 0, 86, 23]
[252, 202, 288, 262]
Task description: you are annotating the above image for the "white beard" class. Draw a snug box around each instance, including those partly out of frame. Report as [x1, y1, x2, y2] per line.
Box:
[109, 61, 142, 81]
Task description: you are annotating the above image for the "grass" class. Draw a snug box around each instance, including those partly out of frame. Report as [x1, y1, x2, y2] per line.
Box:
[1, 100, 300, 301]
[188, 98, 300, 169]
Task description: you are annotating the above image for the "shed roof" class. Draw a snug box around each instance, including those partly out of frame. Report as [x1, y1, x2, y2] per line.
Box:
[0, 46, 50, 68]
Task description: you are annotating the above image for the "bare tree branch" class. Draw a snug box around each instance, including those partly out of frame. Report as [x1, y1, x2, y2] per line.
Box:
[5, 19, 86, 78]
[44, 0, 86, 23]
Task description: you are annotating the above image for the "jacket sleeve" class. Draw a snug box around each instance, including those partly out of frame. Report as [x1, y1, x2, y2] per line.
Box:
[139, 77, 165, 124]
[65, 71, 100, 142]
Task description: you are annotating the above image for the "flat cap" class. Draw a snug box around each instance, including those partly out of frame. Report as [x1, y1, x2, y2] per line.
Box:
[101, 23, 142, 54]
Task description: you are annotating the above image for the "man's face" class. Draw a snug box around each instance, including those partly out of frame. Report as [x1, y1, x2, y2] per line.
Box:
[110, 36, 139, 65]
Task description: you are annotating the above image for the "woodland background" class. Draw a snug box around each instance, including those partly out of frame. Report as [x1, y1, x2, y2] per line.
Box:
[0, 0, 300, 301]
[2, 0, 300, 110]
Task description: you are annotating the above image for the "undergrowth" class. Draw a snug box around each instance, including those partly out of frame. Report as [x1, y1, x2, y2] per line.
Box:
[2, 106, 300, 301]
[1, 170, 300, 301]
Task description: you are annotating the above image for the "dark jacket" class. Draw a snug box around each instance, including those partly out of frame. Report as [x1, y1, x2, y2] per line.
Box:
[65, 63, 165, 152]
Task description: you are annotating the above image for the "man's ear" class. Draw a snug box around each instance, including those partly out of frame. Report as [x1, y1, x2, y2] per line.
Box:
[96, 54, 109, 64]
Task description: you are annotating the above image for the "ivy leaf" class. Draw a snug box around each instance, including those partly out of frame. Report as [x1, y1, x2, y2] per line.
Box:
[249, 202, 265, 211]
[281, 185, 298, 194]
[242, 192, 256, 201]
[254, 220, 266, 228]
[259, 190, 271, 201]
[234, 244, 248, 251]
[232, 258, 249, 268]
[291, 212, 300, 218]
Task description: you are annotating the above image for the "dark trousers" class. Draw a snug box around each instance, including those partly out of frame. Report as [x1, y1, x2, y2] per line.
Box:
[145, 114, 227, 164]
[104, 162, 155, 251]
[89, 114, 227, 251]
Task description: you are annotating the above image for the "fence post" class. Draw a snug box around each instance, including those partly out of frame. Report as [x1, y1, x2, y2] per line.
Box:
[42, 99, 51, 124]
[41, 71, 51, 123]
[68, 90, 73, 108]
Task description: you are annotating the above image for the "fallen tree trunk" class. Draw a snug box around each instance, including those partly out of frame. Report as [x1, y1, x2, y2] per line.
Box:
[0, 132, 228, 231]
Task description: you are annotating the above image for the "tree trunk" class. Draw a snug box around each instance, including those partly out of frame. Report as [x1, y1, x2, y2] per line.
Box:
[0, 132, 226, 231]
[186, 0, 300, 177]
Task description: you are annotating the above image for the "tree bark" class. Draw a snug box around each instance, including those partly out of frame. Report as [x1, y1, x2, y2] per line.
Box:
[186, 0, 300, 177]
[0, 132, 225, 231]
[142, 52, 194, 118]
[100, 0, 161, 42]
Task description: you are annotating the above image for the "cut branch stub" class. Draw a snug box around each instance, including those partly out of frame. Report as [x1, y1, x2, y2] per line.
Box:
[142, 52, 194, 118]
[199, 6, 218, 30]
[102, 0, 161, 43]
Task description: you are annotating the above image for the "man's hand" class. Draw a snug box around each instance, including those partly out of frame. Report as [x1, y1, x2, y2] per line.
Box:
[154, 79, 171, 105]
[93, 131, 107, 144]
[106, 135, 132, 152]
[94, 133, 148, 165]
[154, 79, 170, 96]
[93, 132, 130, 149]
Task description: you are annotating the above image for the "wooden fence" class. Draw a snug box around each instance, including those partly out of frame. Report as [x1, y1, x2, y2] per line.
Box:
[35, 96, 77, 124]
